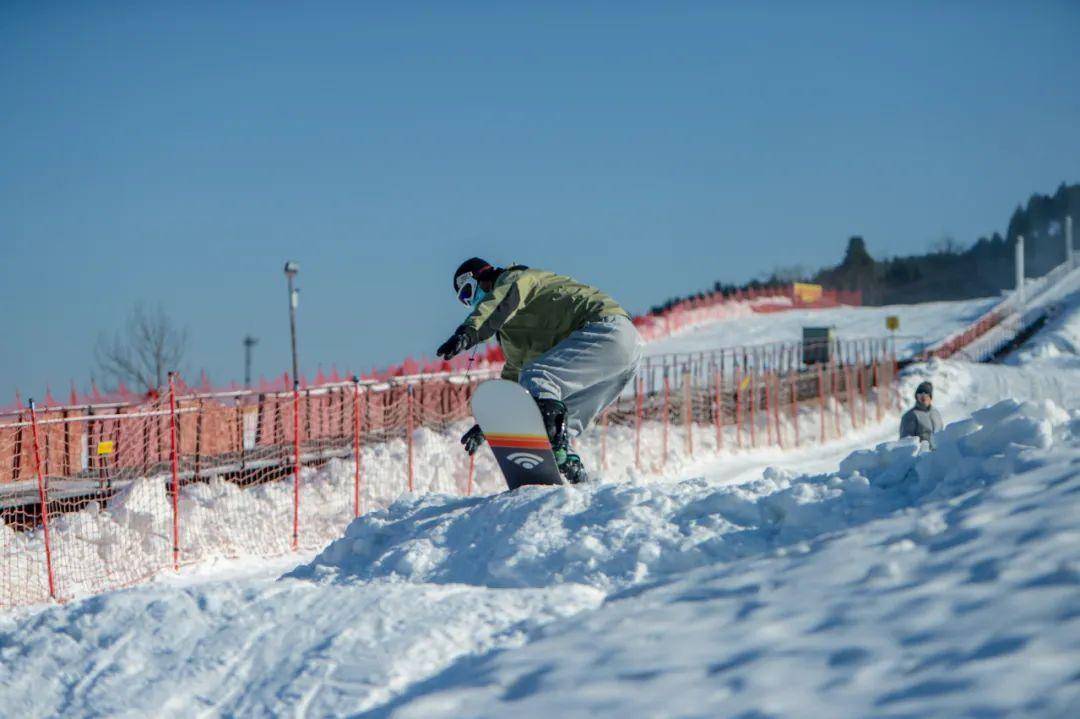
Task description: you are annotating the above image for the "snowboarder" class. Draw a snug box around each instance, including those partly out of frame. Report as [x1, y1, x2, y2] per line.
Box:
[437, 258, 645, 483]
[900, 381, 943, 449]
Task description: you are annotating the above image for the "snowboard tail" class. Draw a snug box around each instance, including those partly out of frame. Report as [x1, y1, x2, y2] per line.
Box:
[471, 380, 566, 490]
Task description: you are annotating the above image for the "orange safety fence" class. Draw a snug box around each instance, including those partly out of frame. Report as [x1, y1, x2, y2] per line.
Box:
[2, 336, 897, 609]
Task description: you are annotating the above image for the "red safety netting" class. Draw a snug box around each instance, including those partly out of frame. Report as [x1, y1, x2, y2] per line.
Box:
[2, 336, 898, 609]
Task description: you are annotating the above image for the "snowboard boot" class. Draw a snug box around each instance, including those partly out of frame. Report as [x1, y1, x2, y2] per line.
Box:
[560, 453, 589, 484]
[536, 398, 590, 484]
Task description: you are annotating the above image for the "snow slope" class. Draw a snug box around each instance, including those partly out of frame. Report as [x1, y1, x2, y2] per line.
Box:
[646, 296, 999, 358]
[1005, 281, 1080, 370]
[2, 291, 1079, 718]
[2, 377, 1076, 717]
[362, 401, 1080, 718]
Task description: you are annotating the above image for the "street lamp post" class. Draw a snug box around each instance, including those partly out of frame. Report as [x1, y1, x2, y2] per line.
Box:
[284, 260, 301, 550]
[284, 261, 300, 389]
[243, 335, 259, 388]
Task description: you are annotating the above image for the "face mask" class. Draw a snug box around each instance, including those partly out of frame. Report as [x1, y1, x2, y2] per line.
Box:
[470, 287, 488, 310]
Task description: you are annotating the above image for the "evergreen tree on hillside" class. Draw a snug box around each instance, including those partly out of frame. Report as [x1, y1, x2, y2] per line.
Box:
[646, 182, 1078, 312]
[814, 236, 884, 303]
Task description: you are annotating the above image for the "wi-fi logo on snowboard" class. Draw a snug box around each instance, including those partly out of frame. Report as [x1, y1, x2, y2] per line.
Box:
[506, 452, 545, 469]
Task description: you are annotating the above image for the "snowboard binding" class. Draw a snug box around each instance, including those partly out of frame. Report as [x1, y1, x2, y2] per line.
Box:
[535, 398, 589, 484]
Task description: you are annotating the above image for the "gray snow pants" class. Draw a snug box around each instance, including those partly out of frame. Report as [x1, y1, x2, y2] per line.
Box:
[519, 315, 645, 439]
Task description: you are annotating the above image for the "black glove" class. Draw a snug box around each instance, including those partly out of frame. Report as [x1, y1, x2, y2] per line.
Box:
[461, 424, 485, 455]
[436, 328, 472, 360]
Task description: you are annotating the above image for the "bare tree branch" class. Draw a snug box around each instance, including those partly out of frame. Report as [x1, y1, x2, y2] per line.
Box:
[929, 234, 964, 255]
[93, 303, 188, 393]
[765, 264, 812, 284]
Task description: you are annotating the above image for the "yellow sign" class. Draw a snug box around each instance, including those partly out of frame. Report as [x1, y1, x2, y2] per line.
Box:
[96, 440, 115, 456]
[793, 282, 823, 304]
[886, 315, 900, 331]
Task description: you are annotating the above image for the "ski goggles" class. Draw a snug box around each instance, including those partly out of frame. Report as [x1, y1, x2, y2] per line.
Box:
[455, 274, 479, 307]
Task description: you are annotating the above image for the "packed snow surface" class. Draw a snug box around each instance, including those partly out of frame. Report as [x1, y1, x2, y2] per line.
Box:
[3, 290, 1080, 717]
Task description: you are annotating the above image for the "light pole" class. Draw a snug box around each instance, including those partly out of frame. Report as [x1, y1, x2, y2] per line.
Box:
[243, 335, 259, 388]
[284, 260, 301, 550]
[284, 261, 300, 389]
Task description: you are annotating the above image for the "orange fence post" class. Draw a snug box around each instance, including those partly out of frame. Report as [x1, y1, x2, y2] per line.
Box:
[790, 371, 799, 448]
[874, 360, 882, 424]
[859, 362, 868, 427]
[466, 452, 475, 496]
[817, 363, 826, 443]
[661, 370, 670, 468]
[764, 372, 774, 446]
[292, 381, 301, 551]
[749, 370, 757, 448]
[832, 360, 841, 437]
[406, 384, 415, 492]
[847, 365, 858, 430]
[352, 377, 362, 517]
[634, 376, 642, 470]
[773, 373, 783, 449]
[714, 368, 723, 451]
[28, 399, 57, 601]
[892, 349, 900, 411]
[683, 369, 693, 457]
[735, 367, 744, 449]
[168, 374, 180, 570]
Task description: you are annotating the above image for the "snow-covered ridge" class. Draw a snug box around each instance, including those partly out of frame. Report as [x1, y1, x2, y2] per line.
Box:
[293, 398, 1074, 596]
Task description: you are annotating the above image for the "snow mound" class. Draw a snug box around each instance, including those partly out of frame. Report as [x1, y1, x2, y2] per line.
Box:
[294, 398, 1077, 595]
[369, 417, 1080, 719]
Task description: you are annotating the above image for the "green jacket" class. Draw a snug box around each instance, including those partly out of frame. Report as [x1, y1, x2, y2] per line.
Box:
[460, 266, 629, 381]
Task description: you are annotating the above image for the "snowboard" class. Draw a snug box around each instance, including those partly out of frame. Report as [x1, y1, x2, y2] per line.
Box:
[471, 379, 566, 490]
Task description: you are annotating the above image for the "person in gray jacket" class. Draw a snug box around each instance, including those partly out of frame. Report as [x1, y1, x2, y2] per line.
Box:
[900, 381, 944, 449]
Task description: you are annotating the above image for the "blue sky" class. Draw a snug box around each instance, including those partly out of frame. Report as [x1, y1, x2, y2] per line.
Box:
[2, 1, 1079, 397]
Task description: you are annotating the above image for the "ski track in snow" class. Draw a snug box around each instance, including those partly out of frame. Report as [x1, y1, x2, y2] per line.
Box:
[3, 290, 1080, 718]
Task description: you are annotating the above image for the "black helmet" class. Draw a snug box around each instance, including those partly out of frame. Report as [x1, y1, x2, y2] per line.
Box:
[453, 258, 492, 290]
[453, 257, 493, 306]
[915, 381, 933, 398]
